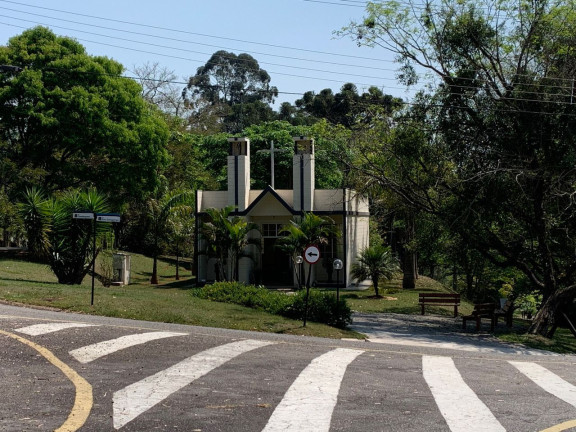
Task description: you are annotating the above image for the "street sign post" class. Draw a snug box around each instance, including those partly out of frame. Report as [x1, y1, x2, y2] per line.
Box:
[96, 213, 121, 223]
[302, 245, 321, 327]
[73, 212, 94, 220]
[74, 211, 121, 306]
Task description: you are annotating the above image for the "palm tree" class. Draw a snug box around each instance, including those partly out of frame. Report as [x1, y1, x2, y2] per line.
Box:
[165, 206, 195, 280]
[199, 206, 260, 281]
[147, 188, 194, 284]
[277, 212, 340, 286]
[351, 244, 399, 297]
[226, 217, 260, 281]
[19, 188, 112, 284]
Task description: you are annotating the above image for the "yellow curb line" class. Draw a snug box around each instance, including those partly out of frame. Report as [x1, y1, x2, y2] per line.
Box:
[541, 420, 576, 432]
[0, 329, 93, 432]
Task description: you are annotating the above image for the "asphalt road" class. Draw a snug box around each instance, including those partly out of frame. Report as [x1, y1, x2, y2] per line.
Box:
[1, 303, 575, 432]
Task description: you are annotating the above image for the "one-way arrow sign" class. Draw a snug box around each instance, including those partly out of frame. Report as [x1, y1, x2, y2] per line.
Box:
[304, 245, 320, 264]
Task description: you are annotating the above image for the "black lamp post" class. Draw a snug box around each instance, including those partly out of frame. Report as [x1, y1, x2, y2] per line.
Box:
[295, 255, 303, 291]
[333, 258, 343, 304]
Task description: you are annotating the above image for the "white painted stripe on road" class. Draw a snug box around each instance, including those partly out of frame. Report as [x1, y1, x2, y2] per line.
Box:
[69, 331, 187, 364]
[113, 339, 274, 429]
[510, 361, 576, 407]
[15, 322, 96, 336]
[262, 348, 364, 432]
[422, 356, 505, 432]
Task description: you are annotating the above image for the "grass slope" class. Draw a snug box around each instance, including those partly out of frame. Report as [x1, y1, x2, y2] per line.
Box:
[0, 254, 361, 339]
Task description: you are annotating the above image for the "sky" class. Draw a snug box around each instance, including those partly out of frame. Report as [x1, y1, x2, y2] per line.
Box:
[0, 0, 418, 107]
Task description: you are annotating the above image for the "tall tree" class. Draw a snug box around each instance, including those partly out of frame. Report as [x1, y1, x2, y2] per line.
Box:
[184, 51, 278, 133]
[340, 0, 576, 337]
[0, 27, 169, 203]
[132, 62, 187, 119]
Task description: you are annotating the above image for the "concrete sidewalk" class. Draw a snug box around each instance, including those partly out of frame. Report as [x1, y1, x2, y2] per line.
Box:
[350, 312, 561, 356]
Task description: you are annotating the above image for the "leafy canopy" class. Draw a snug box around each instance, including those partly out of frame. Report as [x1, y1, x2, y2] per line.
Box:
[0, 27, 169, 203]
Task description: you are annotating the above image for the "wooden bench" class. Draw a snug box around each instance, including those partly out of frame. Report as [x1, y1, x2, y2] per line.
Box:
[494, 300, 514, 327]
[419, 293, 461, 317]
[462, 303, 496, 331]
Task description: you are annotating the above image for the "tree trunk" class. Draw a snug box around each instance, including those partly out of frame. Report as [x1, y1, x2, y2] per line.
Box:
[402, 252, 416, 289]
[175, 247, 180, 281]
[529, 285, 576, 338]
[400, 212, 417, 289]
[151, 254, 159, 284]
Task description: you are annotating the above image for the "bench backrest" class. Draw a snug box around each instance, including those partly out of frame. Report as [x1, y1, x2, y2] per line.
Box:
[419, 293, 460, 302]
[473, 303, 496, 315]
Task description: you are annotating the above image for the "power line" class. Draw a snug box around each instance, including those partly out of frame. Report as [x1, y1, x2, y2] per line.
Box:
[0, 5, 400, 74]
[2, 0, 574, 104]
[0, 12, 401, 82]
[0, 0, 390, 63]
[4, 59, 576, 119]
[2, 8, 573, 99]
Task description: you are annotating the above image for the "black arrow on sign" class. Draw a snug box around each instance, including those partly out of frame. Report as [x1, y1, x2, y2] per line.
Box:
[307, 251, 318, 257]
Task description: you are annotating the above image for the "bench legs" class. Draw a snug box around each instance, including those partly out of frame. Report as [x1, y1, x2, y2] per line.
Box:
[463, 316, 495, 331]
[420, 304, 459, 317]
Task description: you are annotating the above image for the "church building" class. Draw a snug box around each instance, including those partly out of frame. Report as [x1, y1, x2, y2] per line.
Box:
[195, 136, 369, 287]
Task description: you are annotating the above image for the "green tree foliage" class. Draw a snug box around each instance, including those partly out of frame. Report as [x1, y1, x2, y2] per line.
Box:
[341, 0, 576, 337]
[184, 50, 278, 133]
[0, 187, 22, 246]
[0, 27, 169, 203]
[351, 245, 399, 297]
[295, 83, 402, 128]
[19, 188, 111, 284]
[192, 121, 348, 191]
[18, 187, 50, 261]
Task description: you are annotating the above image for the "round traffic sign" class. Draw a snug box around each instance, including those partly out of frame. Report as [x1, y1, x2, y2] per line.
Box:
[304, 245, 321, 264]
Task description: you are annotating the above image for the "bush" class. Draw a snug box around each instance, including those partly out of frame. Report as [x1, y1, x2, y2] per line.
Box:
[193, 282, 352, 328]
[281, 290, 352, 329]
[193, 281, 292, 315]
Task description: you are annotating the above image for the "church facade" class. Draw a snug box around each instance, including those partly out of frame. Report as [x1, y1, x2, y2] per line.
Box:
[195, 136, 369, 287]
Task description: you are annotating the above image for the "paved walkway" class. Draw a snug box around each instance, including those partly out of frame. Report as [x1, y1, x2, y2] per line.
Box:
[350, 312, 559, 356]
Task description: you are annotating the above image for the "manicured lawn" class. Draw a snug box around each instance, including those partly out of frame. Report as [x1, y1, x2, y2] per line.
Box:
[0, 255, 362, 339]
[1, 255, 574, 353]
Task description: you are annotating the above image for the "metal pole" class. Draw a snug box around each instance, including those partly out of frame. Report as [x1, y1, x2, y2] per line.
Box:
[336, 269, 340, 304]
[91, 214, 96, 306]
[303, 263, 312, 327]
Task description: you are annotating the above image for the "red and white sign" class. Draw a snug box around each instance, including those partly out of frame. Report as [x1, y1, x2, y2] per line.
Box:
[304, 245, 321, 264]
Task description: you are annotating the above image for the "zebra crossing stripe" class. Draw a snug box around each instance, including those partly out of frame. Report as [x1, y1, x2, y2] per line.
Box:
[262, 348, 364, 432]
[69, 331, 187, 364]
[15, 322, 96, 336]
[112, 339, 274, 429]
[509, 361, 576, 408]
[422, 356, 506, 432]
